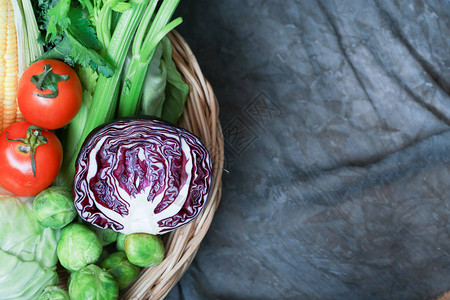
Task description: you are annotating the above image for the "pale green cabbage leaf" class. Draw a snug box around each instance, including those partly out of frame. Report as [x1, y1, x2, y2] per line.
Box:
[0, 197, 60, 299]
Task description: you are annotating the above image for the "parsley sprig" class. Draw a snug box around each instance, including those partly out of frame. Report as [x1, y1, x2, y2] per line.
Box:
[35, 0, 113, 77]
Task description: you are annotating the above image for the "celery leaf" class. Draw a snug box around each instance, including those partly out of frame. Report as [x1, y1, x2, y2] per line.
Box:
[46, 0, 71, 42]
[39, 34, 113, 78]
[66, 33, 113, 77]
[68, 8, 102, 51]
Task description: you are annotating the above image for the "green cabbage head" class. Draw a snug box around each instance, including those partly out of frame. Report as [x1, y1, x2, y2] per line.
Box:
[0, 196, 60, 299]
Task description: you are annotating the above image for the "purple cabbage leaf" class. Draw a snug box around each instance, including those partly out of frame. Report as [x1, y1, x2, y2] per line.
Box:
[73, 118, 212, 235]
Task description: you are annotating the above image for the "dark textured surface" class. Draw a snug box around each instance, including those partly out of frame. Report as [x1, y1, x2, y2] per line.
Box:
[166, 1, 450, 299]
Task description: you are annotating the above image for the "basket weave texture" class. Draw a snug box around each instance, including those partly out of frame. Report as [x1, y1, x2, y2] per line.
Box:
[58, 31, 224, 299]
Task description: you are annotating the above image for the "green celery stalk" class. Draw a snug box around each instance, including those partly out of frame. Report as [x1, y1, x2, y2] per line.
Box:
[117, 0, 182, 118]
[60, 0, 150, 187]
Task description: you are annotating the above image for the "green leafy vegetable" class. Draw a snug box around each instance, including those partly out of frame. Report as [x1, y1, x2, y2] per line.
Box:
[139, 36, 189, 122]
[66, 32, 113, 77]
[33, 0, 66, 48]
[67, 8, 102, 51]
[39, 32, 113, 77]
[0, 250, 58, 300]
[46, 0, 71, 41]
[36, 0, 112, 77]
[60, 0, 185, 186]
[140, 40, 167, 116]
[160, 36, 189, 123]
[0, 197, 60, 299]
[117, 0, 183, 118]
[37, 0, 187, 187]
[60, 1, 149, 184]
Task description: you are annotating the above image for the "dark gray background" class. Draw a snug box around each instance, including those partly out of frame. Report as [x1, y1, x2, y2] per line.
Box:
[167, 1, 450, 299]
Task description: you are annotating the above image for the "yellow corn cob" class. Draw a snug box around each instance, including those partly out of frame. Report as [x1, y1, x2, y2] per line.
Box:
[0, 0, 20, 131]
[0, 0, 7, 128]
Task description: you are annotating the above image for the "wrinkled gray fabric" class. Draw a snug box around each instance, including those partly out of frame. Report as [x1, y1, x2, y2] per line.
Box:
[166, 1, 450, 299]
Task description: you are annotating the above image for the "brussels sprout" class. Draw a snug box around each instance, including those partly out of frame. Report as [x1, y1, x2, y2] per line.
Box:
[57, 223, 102, 272]
[38, 286, 70, 299]
[68, 264, 118, 300]
[88, 224, 119, 246]
[116, 233, 126, 251]
[100, 252, 141, 290]
[124, 233, 165, 267]
[33, 186, 77, 229]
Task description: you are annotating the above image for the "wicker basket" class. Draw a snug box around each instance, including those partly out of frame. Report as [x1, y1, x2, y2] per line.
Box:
[58, 31, 224, 299]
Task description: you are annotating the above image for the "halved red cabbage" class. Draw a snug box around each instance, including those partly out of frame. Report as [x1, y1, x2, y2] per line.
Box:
[73, 118, 212, 235]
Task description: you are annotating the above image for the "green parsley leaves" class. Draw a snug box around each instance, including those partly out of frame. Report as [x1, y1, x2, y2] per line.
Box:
[35, 1, 113, 77]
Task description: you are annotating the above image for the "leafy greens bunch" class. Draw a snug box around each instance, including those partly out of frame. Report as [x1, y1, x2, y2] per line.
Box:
[33, 0, 113, 77]
[32, 0, 189, 187]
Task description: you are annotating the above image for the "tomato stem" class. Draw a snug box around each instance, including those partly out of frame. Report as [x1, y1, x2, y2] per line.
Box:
[30, 64, 70, 99]
[5, 126, 49, 177]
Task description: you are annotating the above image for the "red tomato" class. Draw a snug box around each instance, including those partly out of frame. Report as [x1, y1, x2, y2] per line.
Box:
[18, 59, 82, 129]
[0, 121, 63, 196]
